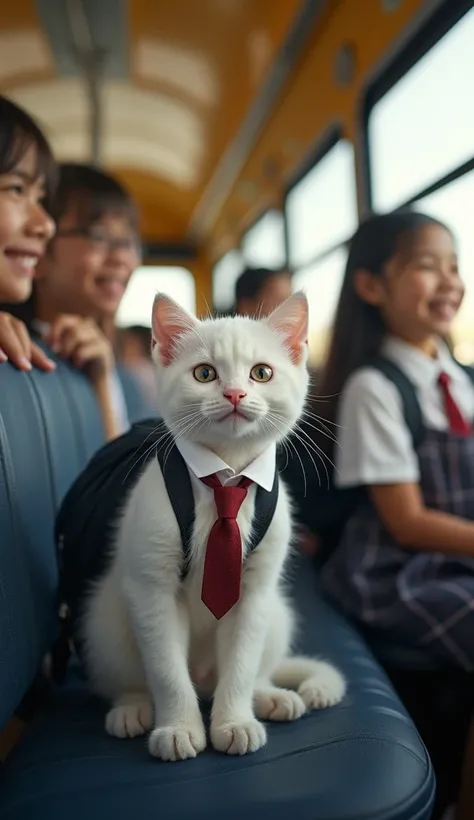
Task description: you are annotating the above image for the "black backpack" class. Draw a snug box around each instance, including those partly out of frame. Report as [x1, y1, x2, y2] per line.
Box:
[279, 356, 474, 560]
[53, 419, 279, 679]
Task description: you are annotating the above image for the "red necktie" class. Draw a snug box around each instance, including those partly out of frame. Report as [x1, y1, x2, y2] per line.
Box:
[438, 371, 471, 435]
[200, 474, 252, 619]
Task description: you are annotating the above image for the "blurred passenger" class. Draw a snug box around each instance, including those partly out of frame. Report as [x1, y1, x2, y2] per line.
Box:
[318, 210, 474, 672]
[0, 95, 56, 370]
[118, 324, 151, 364]
[117, 324, 158, 409]
[235, 266, 292, 316]
[5, 163, 152, 438]
[34, 164, 140, 335]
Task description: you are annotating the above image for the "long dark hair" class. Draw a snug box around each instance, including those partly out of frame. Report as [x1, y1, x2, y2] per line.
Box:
[317, 209, 451, 454]
[0, 95, 57, 210]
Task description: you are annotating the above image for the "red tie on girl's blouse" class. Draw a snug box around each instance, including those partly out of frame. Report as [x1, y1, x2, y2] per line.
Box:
[438, 371, 471, 435]
[200, 473, 252, 619]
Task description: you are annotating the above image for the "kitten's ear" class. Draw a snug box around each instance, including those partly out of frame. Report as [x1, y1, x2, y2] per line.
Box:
[267, 291, 308, 364]
[151, 293, 197, 366]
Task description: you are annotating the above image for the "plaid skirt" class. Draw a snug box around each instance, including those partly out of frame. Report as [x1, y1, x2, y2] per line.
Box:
[322, 427, 474, 672]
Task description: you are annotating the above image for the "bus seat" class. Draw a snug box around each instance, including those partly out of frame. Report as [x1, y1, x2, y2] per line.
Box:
[34, 341, 105, 463]
[0, 363, 435, 820]
[116, 364, 159, 422]
[0, 361, 105, 729]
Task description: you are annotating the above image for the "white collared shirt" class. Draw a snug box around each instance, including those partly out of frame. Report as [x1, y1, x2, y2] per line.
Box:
[175, 438, 276, 491]
[335, 336, 474, 488]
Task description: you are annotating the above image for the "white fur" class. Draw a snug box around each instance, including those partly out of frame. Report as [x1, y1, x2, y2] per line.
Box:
[81, 294, 346, 760]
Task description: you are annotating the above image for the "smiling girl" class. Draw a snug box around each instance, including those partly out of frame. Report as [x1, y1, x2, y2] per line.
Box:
[320, 210, 474, 671]
[0, 95, 57, 370]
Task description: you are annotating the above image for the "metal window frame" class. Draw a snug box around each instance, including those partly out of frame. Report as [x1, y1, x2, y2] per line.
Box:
[240, 208, 287, 269]
[283, 127, 356, 272]
[361, 0, 474, 212]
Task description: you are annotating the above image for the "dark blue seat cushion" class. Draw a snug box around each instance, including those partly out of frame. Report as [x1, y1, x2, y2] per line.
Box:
[0, 553, 435, 820]
[0, 360, 105, 729]
[0, 407, 38, 724]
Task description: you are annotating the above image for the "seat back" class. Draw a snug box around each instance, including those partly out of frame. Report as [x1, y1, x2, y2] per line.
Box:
[116, 364, 159, 422]
[0, 359, 104, 728]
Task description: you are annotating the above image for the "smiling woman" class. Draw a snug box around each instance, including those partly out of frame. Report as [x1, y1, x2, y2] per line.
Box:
[0, 95, 57, 372]
[31, 163, 140, 325]
[0, 95, 56, 304]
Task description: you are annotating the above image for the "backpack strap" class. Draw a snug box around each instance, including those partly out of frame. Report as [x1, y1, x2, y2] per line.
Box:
[371, 356, 424, 449]
[372, 357, 474, 446]
[156, 444, 195, 578]
[247, 467, 279, 553]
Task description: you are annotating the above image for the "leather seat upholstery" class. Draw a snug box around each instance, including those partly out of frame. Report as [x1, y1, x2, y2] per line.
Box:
[0, 359, 435, 819]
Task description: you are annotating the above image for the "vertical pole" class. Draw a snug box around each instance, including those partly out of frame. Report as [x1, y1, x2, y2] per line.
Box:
[65, 0, 103, 166]
[86, 54, 102, 165]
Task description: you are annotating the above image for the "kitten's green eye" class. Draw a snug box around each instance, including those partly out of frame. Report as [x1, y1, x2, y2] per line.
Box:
[193, 364, 217, 383]
[250, 364, 273, 382]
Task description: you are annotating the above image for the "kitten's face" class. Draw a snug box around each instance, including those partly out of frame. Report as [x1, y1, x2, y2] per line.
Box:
[151, 293, 309, 449]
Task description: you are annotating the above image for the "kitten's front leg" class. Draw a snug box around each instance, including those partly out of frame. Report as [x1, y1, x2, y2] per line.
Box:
[210, 592, 270, 755]
[124, 578, 206, 761]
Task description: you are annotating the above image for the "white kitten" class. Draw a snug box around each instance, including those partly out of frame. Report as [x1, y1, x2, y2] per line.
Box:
[81, 292, 345, 761]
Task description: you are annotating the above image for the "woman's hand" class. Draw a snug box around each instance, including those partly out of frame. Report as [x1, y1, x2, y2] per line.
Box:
[47, 315, 120, 440]
[0, 311, 56, 371]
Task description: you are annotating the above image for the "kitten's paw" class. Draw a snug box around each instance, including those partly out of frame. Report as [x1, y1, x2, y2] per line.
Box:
[211, 718, 267, 755]
[148, 720, 207, 761]
[105, 696, 153, 738]
[254, 687, 306, 721]
[298, 664, 346, 709]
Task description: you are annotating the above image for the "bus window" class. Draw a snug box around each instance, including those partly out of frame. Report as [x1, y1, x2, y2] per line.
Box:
[368, 7, 474, 212]
[286, 140, 357, 270]
[293, 247, 347, 367]
[241, 210, 286, 269]
[286, 139, 357, 365]
[116, 266, 196, 326]
[212, 249, 244, 313]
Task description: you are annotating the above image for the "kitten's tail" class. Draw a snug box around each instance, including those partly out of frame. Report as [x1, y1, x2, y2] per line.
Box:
[272, 656, 346, 707]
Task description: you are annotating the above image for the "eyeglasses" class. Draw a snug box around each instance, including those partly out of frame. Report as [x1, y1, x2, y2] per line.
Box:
[56, 228, 141, 257]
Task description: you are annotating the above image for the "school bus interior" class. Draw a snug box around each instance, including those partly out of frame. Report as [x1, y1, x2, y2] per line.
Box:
[1, 1, 474, 818]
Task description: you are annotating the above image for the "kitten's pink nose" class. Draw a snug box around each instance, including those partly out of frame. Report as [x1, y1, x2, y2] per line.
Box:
[223, 388, 246, 407]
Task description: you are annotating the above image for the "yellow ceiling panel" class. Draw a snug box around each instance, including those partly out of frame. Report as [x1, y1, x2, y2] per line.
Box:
[0, 1, 56, 91]
[0, 0, 314, 244]
[129, 0, 304, 231]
